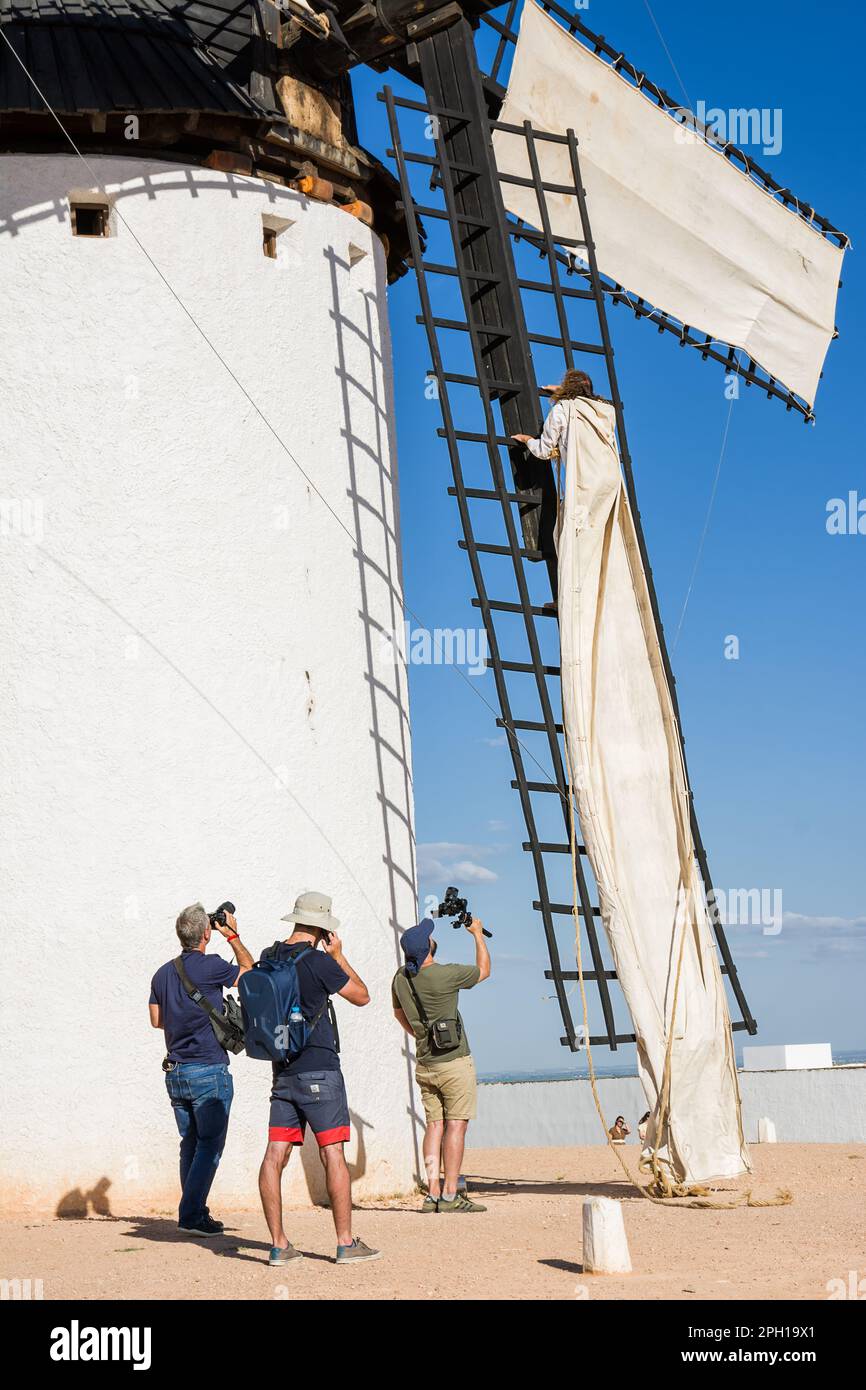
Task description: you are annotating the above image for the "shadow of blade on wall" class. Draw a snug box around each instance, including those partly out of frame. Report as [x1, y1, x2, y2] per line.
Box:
[326, 240, 422, 1184]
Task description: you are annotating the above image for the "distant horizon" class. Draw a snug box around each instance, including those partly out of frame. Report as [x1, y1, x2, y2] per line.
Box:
[479, 1048, 866, 1085]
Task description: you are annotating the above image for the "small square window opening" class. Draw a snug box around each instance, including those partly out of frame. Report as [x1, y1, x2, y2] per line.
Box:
[71, 204, 109, 237]
[261, 213, 295, 262]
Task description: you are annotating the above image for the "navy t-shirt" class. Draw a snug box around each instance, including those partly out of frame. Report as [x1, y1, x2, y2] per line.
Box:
[150, 950, 240, 1066]
[266, 941, 349, 1076]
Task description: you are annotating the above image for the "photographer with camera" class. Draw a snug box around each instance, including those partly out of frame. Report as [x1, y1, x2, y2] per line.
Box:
[391, 891, 491, 1214]
[256, 890, 381, 1267]
[149, 901, 253, 1236]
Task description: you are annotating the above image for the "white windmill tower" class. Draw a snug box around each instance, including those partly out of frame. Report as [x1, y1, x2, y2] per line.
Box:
[0, 0, 421, 1214]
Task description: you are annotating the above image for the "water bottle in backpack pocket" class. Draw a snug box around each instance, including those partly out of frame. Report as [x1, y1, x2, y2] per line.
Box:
[239, 944, 327, 1063]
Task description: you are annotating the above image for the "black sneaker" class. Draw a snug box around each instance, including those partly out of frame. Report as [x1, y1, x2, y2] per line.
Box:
[179, 1215, 224, 1237]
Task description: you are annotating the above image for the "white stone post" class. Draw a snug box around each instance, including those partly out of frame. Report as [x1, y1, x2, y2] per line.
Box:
[582, 1196, 632, 1273]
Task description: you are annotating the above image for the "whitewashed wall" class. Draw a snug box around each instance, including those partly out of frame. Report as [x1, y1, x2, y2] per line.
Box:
[0, 155, 421, 1216]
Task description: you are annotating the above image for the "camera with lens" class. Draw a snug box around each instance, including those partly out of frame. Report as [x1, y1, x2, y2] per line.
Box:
[208, 900, 236, 929]
[437, 885, 470, 928]
[437, 886, 492, 938]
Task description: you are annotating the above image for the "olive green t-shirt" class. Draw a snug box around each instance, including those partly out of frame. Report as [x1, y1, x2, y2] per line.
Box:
[391, 961, 481, 1065]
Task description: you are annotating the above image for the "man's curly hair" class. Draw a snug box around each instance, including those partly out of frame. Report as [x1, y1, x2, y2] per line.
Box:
[550, 369, 611, 404]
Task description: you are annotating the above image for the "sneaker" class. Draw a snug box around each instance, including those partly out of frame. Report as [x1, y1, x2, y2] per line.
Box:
[178, 1215, 224, 1237]
[437, 1193, 487, 1213]
[420, 1195, 439, 1214]
[268, 1243, 304, 1267]
[335, 1237, 382, 1265]
[203, 1209, 224, 1232]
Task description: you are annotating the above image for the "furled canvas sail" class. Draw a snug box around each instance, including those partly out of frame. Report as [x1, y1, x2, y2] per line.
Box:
[557, 396, 750, 1185]
[492, 1, 844, 406]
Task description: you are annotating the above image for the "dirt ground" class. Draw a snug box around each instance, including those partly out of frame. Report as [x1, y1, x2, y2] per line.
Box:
[3, 1143, 864, 1301]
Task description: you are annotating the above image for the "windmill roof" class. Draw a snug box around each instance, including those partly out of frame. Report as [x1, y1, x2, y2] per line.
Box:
[0, 0, 275, 116]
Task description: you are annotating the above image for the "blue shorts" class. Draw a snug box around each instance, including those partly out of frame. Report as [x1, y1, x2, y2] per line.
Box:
[268, 1068, 350, 1147]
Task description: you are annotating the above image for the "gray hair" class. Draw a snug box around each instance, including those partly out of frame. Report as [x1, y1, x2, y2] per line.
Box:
[175, 902, 209, 950]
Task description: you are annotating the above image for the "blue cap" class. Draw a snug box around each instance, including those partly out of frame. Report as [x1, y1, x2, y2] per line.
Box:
[400, 918, 435, 976]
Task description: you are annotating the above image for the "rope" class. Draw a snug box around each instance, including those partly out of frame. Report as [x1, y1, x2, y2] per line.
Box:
[641, 0, 692, 109]
[559, 402, 792, 1212]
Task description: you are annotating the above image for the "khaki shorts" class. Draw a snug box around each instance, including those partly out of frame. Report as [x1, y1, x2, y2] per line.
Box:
[415, 1054, 477, 1123]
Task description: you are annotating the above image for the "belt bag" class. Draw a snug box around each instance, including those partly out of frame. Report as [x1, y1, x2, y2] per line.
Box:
[404, 969, 462, 1054]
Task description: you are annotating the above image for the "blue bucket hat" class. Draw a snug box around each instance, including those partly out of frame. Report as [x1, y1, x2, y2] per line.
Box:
[400, 918, 435, 976]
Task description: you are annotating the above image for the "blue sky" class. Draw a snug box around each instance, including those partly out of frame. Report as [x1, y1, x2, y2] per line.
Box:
[351, 1, 864, 1076]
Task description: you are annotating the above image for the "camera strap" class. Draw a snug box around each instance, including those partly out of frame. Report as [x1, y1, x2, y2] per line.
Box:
[174, 955, 226, 1027]
[403, 969, 462, 1053]
[173, 955, 246, 1054]
[403, 968, 432, 1028]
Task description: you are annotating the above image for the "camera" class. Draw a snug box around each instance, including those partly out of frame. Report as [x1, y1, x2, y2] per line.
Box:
[208, 900, 236, 929]
[437, 885, 470, 927]
[437, 886, 492, 938]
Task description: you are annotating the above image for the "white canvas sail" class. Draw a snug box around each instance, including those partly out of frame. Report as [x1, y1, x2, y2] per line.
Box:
[556, 396, 750, 1185]
[492, 1, 844, 406]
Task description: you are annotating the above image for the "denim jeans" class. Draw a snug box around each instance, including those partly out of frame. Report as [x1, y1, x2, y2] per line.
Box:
[165, 1062, 234, 1226]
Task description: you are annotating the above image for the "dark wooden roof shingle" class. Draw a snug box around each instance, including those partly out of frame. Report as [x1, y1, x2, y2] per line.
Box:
[0, 0, 276, 115]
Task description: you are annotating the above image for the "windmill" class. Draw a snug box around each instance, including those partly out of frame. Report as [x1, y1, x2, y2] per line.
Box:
[0, 1, 846, 1206]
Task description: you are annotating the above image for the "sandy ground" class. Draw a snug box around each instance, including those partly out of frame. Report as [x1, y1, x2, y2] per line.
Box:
[3, 1143, 864, 1301]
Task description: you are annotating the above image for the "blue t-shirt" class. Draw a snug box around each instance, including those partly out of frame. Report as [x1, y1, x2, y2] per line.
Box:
[150, 951, 240, 1065]
[265, 941, 349, 1076]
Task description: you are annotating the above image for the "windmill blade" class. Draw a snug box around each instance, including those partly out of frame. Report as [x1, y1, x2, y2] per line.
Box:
[381, 66, 758, 1055]
[484, 0, 849, 416]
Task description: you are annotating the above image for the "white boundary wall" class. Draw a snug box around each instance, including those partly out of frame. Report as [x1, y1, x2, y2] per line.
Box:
[0, 156, 420, 1216]
[473, 1068, 866, 1148]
